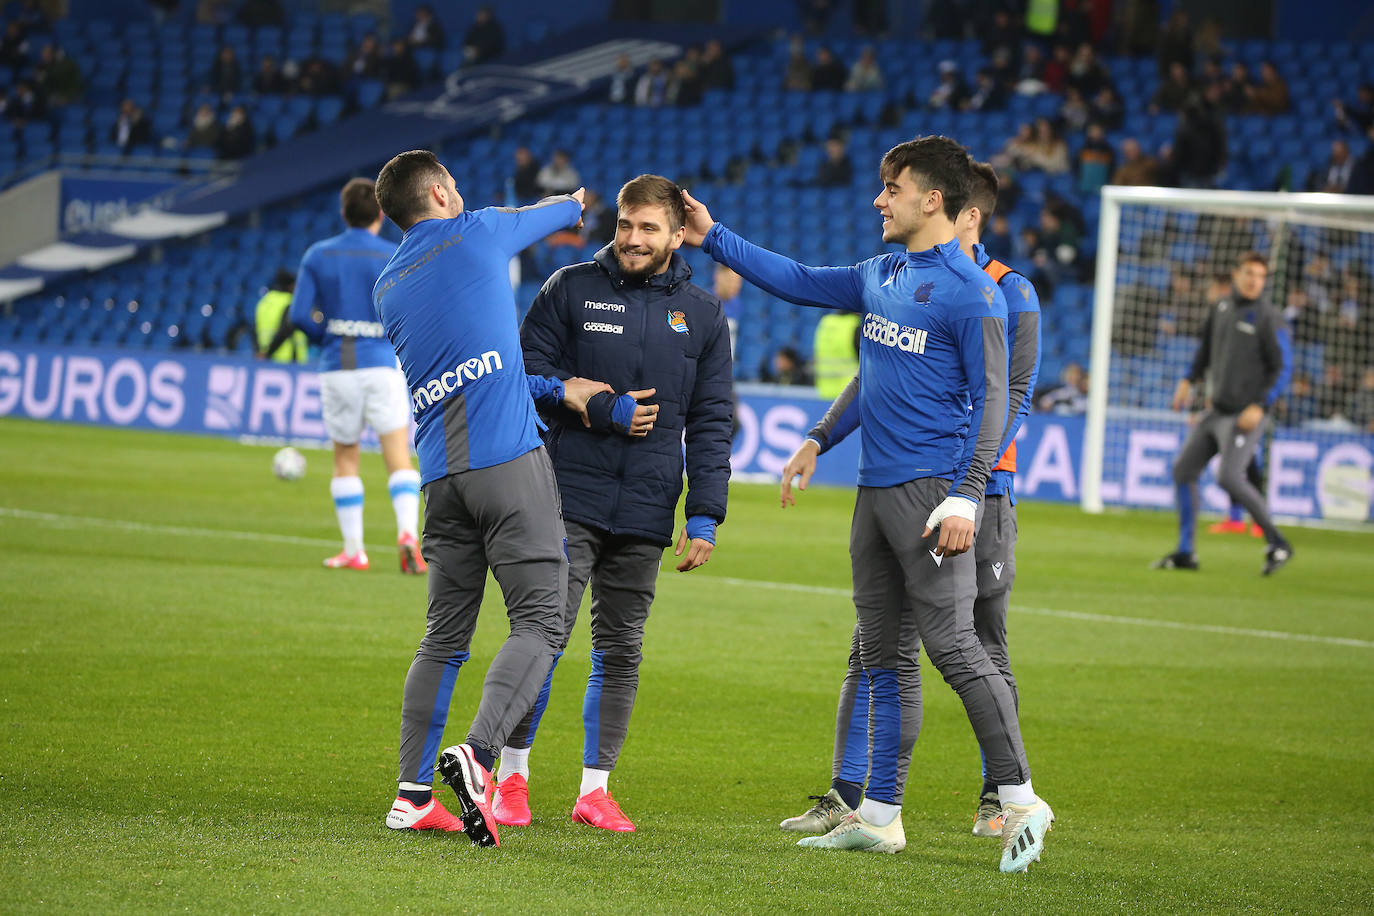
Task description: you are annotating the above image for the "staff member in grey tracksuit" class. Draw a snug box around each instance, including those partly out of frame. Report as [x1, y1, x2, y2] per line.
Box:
[489, 174, 734, 834]
[1156, 250, 1293, 576]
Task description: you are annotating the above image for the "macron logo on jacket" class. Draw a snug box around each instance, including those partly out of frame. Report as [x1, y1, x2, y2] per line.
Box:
[410, 349, 504, 415]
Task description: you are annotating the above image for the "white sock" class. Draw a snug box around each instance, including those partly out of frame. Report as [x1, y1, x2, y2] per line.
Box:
[330, 476, 364, 555]
[498, 746, 530, 781]
[399, 781, 430, 792]
[388, 469, 421, 540]
[857, 798, 901, 827]
[579, 767, 609, 797]
[998, 781, 1036, 807]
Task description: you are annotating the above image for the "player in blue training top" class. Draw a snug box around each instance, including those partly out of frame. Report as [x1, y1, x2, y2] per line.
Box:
[370, 149, 608, 847]
[775, 157, 1044, 845]
[264, 178, 424, 574]
[681, 136, 1054, 873]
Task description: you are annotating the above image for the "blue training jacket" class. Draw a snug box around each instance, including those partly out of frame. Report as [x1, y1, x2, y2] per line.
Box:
[702, 222, 1009, 499]
[289, 227, 397, 372]
[521, 245, 734, 545]
[373, 197, 581, 485]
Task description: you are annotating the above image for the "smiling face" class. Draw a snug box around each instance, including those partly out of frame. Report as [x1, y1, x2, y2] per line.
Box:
[873, 166, 933, 247]
[615, 203, 684, 278]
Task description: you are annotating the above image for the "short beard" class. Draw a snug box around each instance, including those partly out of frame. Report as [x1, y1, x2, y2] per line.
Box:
[616, 247, 670, 279]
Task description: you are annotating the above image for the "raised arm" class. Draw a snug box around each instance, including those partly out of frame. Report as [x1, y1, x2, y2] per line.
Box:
[484, 191, 585, 256]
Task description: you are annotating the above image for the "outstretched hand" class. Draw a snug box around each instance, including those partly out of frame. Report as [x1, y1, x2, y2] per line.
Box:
[680, 188, 716, 247]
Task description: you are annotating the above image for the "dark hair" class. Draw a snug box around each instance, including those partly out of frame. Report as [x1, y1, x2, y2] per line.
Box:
[1236, 251, 1269, 271]
[375, 149, 447, 231]
[616, 174, 687, 232]
[966, 159, 999, 235]
[341, 177, 381, 228]
[881, 135, 971, 221]
[271, 268, 295, 291]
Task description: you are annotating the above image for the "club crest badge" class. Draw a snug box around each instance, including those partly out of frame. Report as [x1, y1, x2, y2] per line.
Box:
[667, 310, 689, 334]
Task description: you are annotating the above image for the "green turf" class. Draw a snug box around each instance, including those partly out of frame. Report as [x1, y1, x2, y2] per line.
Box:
[1, 417, 1372, 913]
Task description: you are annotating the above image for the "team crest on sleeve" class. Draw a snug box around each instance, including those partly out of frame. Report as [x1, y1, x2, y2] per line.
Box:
[667, 310, 689, 334]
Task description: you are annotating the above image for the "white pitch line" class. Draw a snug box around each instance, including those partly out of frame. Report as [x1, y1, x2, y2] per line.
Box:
[4, 507, 1371, 650]
[678, 575, 1374, 650]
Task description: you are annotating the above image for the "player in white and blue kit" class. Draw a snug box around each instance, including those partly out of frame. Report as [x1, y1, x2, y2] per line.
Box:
[681, 137, 1053, 873]
[268, 178, 424, 573]
[372, 150, 606, 847]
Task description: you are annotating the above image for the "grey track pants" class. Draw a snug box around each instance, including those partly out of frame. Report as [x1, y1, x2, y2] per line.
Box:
[396, 447, 567, 786]
[1173, 410, 1284, 546]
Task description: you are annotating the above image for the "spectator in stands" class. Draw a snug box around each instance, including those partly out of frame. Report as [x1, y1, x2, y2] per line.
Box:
[1283, 287, 1326, 345]
[6, 80, 45, 124]
[1220, 62, 1252, 114]
[1348, 123, 1374, 195]
[1169, 88, 1228, 187]
[667, 56, 704, 107]
[700, 39, 734, 91]
[1156, 10, 1192, 78]
[814, 136, 853, 187]
[236, 0, 284, 27]
[608, 54, 635, 104]
[1315, 363, 1352, 420]
[1076, 121, 1115, 193]
[636, 59, 669, 106]
[927, 60, 966, 110]
[382, 39, 421, 97]
[537, 149, 581, 197]
[1311, 139, 1354, 193]
[511, 146, 541, 202]
[34, 45, 82, 106]
[993, 122, 1036, 171]
[713, 264, 742, 356]
[1247, 61, 1289, 115]
[347, 34, 383, 80]
[1037, 363, 1088, 414]
[217, 104, 255, 159]
[1066, 42, 1109, 98]
[1041, 43, 1071, 94]
[800, 0, 835, 35]
[1090, 84, 1124, 130]
[845, 45, 883, 91]
[810, 47, 846, 91]
[408, 4, 446, 50]
[209, 46, 243, 96]
[1275, 373, 1320, 427]
[1059, 86, 1090, 132]
[111, 98, 152, 152]
[1111, 137, 1160, 186]
[579, 189, 615, 243]
[0, 21, 29, 70]
[982, 8, 1020, 65]
[1024, 117, 1070, 174]
[1150, 62, 1192, 114]
[1013, 43, 1047, 96]
[1332, 84, 1374, 136]
[1037, 202, 1080, 278]
[186, 103, 222, 150]
[253, 55, 287, 94]
[783, 35, 811, 91]
[759, 346, 814, 386]
[1347, 367, 1374, 433]
[463, 6, 505, 65]
[963, 67, 1007, 112]
[297, 58, 341, 96]
[984, 212, 1013, 257]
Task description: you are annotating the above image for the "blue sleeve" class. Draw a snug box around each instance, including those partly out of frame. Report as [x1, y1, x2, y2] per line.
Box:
[288, 250, 323, 342]
[948, 282, 1009, 502]
[1265, 321, 1292, 408]
[526, 374, 565, 407]
[480, 196, 582, 257]
[701, 222, 866, 312]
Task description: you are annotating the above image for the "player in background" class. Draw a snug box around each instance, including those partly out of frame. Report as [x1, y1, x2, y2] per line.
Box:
[265, 178, 424, 574]
[491, 174, 734, 833]
[254, 269, 307, 363]
[681, 137, 1054, 873]
[1156, 252, 1293, 575]
[372, 150, 608, 846]
[776, 158, 1042, 842]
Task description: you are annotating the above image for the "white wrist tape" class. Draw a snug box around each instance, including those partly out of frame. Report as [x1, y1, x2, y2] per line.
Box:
[925, 495, 976, 531]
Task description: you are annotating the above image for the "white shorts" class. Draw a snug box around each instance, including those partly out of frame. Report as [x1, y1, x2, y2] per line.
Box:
[319, 366, 411, 445]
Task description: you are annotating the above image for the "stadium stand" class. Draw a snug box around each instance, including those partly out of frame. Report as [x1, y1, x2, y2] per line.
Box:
[2, 15, 1371, 407]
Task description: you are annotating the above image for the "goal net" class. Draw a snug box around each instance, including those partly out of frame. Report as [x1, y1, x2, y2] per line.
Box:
[1083, 187, 1374, 526]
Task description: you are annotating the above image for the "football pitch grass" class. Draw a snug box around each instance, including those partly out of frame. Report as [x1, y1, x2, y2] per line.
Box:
[1, 418, 1371, 914]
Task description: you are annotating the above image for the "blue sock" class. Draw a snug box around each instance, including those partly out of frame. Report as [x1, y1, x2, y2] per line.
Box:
[398, 786, 431, 806]
[831, 778, 863, 810]
[1176, 481, 1196, 555]
[1228, 502, 1244, 523]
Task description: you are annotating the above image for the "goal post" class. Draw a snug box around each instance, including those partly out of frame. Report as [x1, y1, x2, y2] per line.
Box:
[1083, 186, 1374, 525]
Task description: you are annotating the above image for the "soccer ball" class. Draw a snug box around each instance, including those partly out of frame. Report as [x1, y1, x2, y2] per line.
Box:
[272, 446, 307, 481]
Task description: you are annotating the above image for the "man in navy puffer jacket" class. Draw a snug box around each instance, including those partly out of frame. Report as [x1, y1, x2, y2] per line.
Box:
[493, 174, 734, 832]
